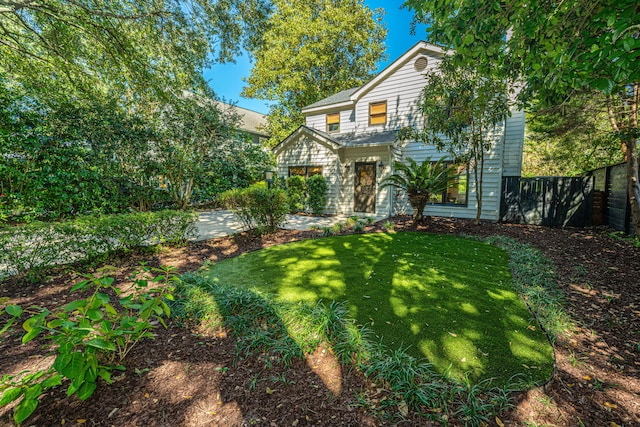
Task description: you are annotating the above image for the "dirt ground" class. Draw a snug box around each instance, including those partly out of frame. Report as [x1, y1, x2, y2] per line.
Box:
[1, 216, 639, 426]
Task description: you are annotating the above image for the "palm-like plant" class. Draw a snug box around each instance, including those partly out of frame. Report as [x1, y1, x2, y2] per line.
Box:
[382, 157, 452, 222]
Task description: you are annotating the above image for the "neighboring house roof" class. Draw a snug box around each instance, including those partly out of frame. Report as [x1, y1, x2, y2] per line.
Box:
[214, 101, 269, 137]
[301, 41, 446, 114]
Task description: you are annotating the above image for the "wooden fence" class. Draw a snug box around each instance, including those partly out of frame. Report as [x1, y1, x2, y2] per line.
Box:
[500, 176, 595, 227]
[588, 162, 631, 233]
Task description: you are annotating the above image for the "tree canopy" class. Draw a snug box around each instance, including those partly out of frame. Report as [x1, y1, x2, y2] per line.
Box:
[523, 93, 622, 177]
[404, 0, 640, 233]
[1, 0, 272, 99]
[242, 0, 387, 147]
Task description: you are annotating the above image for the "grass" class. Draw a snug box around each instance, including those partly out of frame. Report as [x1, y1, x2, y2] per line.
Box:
[200, 232, 554, 385]
[171, 273, 515, 425]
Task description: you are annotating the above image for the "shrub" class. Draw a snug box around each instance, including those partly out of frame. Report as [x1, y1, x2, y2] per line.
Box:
[306, 174, 328, 214]
[285, 175, 306, 213]
[0, 210, 197, 278]
[219, 187, 288, 234]
[0, 266, 176, 425]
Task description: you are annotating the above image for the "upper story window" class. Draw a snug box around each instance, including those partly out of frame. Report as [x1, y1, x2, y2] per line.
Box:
[369, 101, 387, 126]
[326, 113, 340, 133]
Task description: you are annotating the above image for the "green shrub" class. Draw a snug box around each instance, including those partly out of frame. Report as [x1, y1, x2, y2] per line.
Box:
[0, 210, 197, 278]
[285, 175, 306, 213]
[306, 174, 328, 214]
[0, 266, 176, 425]
[219, 187, 288, 234]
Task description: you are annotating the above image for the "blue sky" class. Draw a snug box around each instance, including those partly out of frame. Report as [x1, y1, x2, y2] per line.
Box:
[203, 2, 427, 114]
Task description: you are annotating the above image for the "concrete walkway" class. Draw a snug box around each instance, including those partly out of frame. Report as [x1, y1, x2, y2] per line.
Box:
[194, 210, 387, 241]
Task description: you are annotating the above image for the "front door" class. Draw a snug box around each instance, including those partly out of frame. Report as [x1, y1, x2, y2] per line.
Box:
[354, 162, 376, 213]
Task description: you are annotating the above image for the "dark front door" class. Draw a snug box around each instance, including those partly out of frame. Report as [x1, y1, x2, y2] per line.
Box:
[354, 162, 376, 213]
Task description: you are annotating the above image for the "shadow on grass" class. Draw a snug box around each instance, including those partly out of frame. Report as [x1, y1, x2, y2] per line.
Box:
[200, 232, 554, 386]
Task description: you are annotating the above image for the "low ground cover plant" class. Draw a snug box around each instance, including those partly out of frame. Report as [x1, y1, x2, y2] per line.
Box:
[173, 272, 516, 426]
[0, 265, 177, 424]
[0, 210, 197, 278]
[200, 232, 555, 385]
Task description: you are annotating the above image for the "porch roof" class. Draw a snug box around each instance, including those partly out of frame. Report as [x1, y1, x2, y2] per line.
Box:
[335, 130, 397, 147]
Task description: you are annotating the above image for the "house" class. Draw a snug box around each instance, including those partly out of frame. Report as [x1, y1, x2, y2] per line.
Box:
[214, 101, 269, 145]
[272, 41, 524, 221]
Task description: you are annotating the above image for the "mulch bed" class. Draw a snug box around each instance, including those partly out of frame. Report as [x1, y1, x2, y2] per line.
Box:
[1, 216, 639, 426]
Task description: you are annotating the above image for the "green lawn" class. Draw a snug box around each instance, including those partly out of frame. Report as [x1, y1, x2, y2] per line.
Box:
[202, 232, 553, 385]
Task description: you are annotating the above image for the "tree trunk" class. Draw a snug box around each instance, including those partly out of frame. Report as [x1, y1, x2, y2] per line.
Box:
[607, 84, 639, 235]
[625, 136, 640, 235]
[409, 194, 428, 222]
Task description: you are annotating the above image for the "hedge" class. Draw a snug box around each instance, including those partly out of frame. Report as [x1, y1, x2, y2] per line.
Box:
[0, 210, 197, 278]
[219, 187, 288, 234]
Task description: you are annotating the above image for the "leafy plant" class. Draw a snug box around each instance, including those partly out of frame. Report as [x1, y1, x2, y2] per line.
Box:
[381, 157, 452, 222]
[285, 175, 306, 213]
[0, 210, 197, 279]
[0, 265, 177, 424]
[306, 174, 328, 214]
[219, 187, 288, 234]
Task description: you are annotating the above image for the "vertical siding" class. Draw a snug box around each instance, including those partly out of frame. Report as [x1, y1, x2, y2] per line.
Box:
[275, 135, 340, 214]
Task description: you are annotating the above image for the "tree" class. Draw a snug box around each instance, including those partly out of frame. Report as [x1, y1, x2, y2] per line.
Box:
[1, 0, 271, 99]
[404, 0, 640, 233]
[524, 92, 622, 177]
[242, 0, 387, 147]
[399, 57, 509, 225]
[152, 92, 240, 210]
[381, 157, 452, 223]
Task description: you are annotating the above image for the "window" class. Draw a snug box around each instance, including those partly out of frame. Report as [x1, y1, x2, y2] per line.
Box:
[429, 163, 468, 205]
[326, 113, 340, 133]
[369, 101, 387, 126]
[288, 166, 323, 178]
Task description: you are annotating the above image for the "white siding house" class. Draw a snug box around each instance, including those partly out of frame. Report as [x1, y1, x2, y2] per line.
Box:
[273, 41, 525, 221]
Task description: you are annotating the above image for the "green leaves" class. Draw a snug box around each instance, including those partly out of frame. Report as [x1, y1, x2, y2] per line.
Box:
[4, 305, 22, 317]
[243, 0, 387, 147]
[0, 266, 176, 423]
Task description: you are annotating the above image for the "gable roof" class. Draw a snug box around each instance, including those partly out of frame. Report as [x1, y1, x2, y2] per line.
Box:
[301, 41, 446, 115]
[272, 126, 397, 156]
[272, 125, 341, 156]
[302, 87, 359, 111]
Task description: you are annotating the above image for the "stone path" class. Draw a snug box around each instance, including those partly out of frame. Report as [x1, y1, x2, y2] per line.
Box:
[194, 210, 387, 241]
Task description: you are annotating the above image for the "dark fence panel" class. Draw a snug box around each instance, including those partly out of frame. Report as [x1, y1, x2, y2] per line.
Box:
[588, 162, 630, 233]
[500, 176, 594, 227]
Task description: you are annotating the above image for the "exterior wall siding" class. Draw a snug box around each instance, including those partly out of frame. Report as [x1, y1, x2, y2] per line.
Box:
[354, 53, 441, 133]
[306, 109, 356, 134]
[277, 42, 524, 222]
[337, 146, 394, 217]
[399, 135, 504, 221]
[274, 135, 340, 214]
[503, 108, 525, 177]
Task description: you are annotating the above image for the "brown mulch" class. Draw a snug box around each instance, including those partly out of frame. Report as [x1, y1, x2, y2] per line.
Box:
[1, 216, 639, 426]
